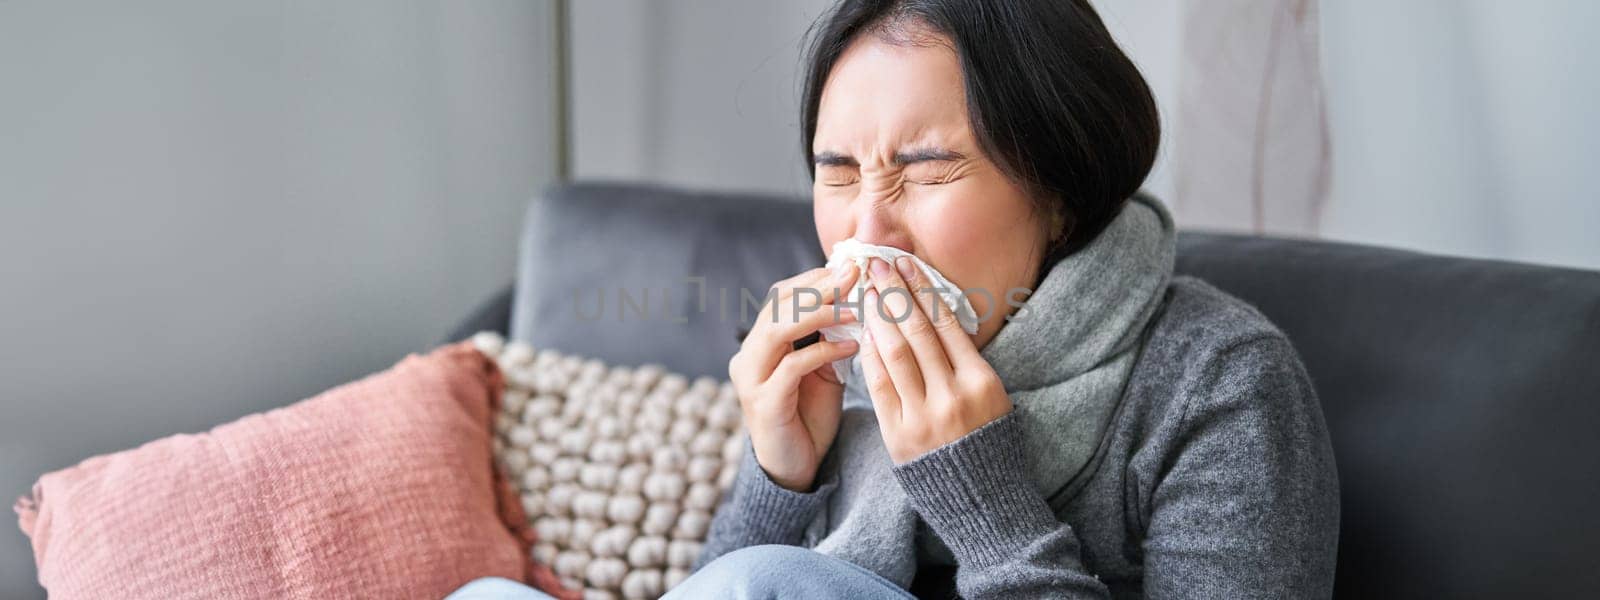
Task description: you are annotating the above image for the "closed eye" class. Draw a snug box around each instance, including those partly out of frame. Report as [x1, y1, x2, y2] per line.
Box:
[814, 151, 860, 187]
[896, 147, 965, 185]
[904, 161, 961, 185]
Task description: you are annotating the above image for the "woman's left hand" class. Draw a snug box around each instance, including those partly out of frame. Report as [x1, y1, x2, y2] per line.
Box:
[858, 256, 1013, 463]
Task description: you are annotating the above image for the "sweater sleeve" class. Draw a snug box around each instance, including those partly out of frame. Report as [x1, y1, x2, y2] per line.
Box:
[893, 412, 1113, 599]
[693, 437, 837, 571]
[1139, 335, 1340, 598]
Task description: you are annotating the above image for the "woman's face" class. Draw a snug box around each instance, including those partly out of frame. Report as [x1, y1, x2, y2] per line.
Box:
[812, 33, 1054, 349]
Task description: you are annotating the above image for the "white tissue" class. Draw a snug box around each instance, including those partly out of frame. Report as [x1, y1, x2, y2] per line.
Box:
[817, 238, 979, 382]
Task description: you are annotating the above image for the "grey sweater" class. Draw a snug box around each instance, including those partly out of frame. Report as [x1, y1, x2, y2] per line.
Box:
[698, 276, 1341, 598]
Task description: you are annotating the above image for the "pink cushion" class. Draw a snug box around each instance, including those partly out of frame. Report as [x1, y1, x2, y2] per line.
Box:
[14, 342, 536, 599]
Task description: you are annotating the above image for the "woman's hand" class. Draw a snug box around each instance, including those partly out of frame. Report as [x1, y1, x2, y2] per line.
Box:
[859, 257, 1013, 463]
[728, 263, 861, 492]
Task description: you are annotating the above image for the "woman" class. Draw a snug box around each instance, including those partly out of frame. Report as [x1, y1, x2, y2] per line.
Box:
[451, 0, 1337, 598]
[688, 0, 1339, 598]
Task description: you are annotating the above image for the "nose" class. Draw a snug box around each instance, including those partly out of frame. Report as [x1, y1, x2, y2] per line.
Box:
[849, 189, 913, 252]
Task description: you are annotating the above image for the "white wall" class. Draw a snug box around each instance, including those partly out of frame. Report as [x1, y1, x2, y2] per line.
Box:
[1067, 0, 1600, 270]
[1087, 0, 1184, 210]
[0, 2, 560, 595]
[1318, 0, 1600, 269]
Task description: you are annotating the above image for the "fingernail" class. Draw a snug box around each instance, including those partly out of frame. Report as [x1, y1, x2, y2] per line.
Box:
[870, 258, 893, 280]
[895, 256, 917, 280]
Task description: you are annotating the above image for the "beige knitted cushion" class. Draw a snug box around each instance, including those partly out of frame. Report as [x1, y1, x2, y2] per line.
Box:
[472, 332, 745, 600]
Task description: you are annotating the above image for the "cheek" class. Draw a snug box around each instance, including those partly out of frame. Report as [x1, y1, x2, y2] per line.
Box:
[910, 196, 986, 268]
[960, 177, 1041, 259]
[908, 179, 1043, 308]
[912, 180, 1034, 265]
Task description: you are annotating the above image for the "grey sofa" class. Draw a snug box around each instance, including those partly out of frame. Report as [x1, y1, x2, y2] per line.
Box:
[449, 182, 1600, 598]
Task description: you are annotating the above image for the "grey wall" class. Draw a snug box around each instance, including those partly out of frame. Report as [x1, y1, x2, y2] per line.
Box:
[566, 0, 1180, 202]
[570, 0, 1599, 270]
[569, 0, 834, 196]
[0, 1, 559, 595]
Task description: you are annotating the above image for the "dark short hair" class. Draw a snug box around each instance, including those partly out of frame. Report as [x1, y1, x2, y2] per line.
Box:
[801, 0, 1161, 264]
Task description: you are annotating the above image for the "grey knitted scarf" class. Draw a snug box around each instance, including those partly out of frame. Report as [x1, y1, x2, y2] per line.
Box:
[804, 195, 1177, 587]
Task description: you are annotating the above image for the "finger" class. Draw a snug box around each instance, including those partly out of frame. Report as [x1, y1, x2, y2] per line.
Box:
[794, 262, 860, 315]
[773, 263, 858, 306]
[748, 293, 859, 376]
[856, 324, 901, 426]
[863, 286, 925, 402]
[753, 263, 858, 329]
[891, 255, 986, 369]
[745, 264, 860, 374]
[769, 339, 859, 391]
[865, 257, 952, 383]
[758, 295, 858, 341]
[773, 266, 833, 296]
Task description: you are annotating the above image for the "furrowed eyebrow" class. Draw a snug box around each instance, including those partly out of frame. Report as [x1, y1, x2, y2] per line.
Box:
[893, 147, 965, 165]
[813, 151, 858, 167]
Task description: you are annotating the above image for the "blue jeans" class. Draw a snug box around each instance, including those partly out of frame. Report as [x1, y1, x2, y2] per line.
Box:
[443, 545, 914, 599]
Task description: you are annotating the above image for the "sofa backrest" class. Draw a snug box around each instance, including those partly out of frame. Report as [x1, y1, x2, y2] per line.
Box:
[510, 183, 1600, 597]
[1175, 233, 1600, 597]
[511, 183, 820, 379]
